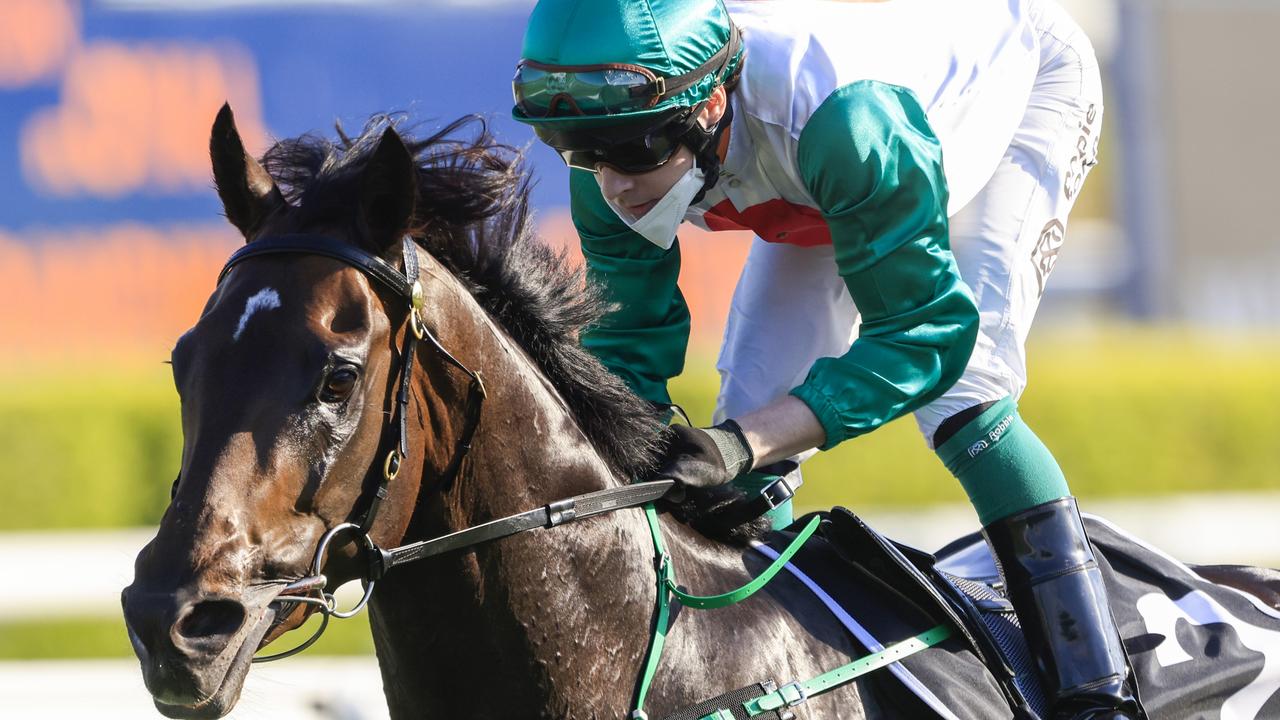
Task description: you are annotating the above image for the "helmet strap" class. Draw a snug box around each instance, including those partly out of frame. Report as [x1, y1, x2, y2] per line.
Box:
[681, 96, 734, 205]
[646, 15, 740, 200]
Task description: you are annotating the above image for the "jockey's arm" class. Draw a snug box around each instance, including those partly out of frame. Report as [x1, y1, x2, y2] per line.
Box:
[734, 395, 829, 468]
[568, 168, 691, 407]
[748, 81, 980, 461]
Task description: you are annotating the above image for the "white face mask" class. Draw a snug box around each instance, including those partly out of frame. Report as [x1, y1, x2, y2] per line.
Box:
[600, 165, 705, 250]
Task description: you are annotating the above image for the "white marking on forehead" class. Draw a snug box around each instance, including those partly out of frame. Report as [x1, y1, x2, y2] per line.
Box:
[232, 288, 282, 341]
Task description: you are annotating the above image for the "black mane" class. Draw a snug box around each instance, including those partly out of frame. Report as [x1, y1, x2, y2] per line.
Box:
[260, 115, 664, 479]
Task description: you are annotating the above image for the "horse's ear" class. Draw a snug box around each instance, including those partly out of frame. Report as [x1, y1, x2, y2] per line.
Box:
[358, 127, 417, 251]
[210, 102, 285, 240]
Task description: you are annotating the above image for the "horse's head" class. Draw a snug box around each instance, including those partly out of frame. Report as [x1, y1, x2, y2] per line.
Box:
[121, 105, 439, 719]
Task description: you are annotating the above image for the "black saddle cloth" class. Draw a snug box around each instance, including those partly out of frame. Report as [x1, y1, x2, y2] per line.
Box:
[762, 508, 1028, 719]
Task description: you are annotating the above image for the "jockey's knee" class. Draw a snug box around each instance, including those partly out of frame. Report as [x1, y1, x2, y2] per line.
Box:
[932, 400, 999, 447]
[930, 396, 1071, 526]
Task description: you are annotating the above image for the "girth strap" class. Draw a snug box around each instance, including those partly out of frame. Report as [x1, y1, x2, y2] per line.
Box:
[740, 625, 952, 717]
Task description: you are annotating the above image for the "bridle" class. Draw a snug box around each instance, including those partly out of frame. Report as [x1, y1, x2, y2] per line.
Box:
[221, 233, 488, 529]
[208, 234, 674, 662]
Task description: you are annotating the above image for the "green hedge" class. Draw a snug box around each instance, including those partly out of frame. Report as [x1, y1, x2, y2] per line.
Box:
[2, 329, 1278, 531]
[0, 366, 180, 530]
[670, 329, 1280, 509]
[0, 613, 373, 660]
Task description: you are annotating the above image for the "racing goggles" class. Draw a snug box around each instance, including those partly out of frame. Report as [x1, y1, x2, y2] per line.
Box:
[514, 62, 669, 118]
[534, 108, 696, 173]
[513, 22, 740, 119]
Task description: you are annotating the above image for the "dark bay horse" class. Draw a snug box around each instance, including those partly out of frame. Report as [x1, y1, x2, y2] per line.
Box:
[121, 106, 1280, 719]
[120, 106, 910, 720]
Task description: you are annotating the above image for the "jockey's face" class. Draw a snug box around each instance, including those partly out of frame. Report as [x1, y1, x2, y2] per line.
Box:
[595, 86, 727, 220]
[596, 145, 696, 220]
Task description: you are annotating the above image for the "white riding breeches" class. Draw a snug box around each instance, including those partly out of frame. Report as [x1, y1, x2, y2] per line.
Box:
[713, 0, 1103, 465]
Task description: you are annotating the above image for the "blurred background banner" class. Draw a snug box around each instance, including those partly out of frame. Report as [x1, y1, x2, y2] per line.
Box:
[0, 1, 1276, 718]
[1114, 0, 1280, 324]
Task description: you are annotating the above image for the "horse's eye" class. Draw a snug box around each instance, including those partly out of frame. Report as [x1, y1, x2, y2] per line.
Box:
[320, 367, 359, 403]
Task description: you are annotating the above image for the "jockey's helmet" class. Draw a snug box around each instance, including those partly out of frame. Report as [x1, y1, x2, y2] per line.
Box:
[512, 0, 742, 175]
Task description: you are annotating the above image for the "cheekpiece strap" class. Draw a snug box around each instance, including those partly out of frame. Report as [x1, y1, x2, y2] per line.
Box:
[396, 236, 421, 457]
[359, 236, 422, 535]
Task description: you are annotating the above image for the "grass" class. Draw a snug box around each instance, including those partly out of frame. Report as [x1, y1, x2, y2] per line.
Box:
[0, 613, 374, 660]
[1, 327, 1277, 660]
[669, 328, 1280, 509]
[1, 328, 1278, 532]
[0, 364, 180, 531]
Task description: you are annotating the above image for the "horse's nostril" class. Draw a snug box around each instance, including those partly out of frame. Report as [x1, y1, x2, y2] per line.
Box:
[177, 599, 246, 641]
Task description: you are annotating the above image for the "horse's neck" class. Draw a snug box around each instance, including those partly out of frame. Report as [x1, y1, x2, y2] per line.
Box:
[450, 279, 622, 516]
[369, 267, 871, 720]
[373, 268, 660, 717]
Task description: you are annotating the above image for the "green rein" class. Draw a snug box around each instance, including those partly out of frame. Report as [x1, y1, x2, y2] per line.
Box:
[632, 505, 949, 719]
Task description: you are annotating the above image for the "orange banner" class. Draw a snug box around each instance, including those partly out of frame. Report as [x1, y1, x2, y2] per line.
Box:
[1, 214, 754, 362]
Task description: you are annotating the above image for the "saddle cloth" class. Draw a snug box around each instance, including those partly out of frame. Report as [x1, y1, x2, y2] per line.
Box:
[751, 508, 1280, 720]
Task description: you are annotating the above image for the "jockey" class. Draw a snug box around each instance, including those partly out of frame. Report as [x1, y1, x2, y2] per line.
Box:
[511, 0, 1138, 717]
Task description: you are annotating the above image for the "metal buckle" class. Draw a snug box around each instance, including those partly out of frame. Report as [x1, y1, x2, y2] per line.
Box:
[546, 499, 577, 527]
[654, 551, 674, 590]
[760, 477, 794, 510]
[411, 280, 424, 312]
[383, 449, 401, 481]
[777, 681, 808, 708]
[410, 282, 427, 339]
[410, 310, 427, 340]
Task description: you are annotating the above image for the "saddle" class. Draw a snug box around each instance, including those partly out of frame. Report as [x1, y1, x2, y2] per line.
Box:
[659, 507, 1045, 720]
[788, 508, 1047, 718]
[661, 506, 1280, 720]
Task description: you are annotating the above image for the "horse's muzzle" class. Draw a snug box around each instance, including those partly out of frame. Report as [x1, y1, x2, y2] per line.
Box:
[121, 584, 278, 719]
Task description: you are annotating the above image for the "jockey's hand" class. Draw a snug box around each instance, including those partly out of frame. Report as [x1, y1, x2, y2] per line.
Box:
[656, 421, 769, 537]
[655, 421, 754, 497]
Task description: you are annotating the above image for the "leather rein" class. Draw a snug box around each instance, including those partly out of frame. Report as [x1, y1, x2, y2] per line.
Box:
[209, 234, 674, 662]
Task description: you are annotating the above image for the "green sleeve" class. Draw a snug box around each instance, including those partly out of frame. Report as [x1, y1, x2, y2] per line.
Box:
[789, 80, 980, 449]
[569, 168, 691, 406]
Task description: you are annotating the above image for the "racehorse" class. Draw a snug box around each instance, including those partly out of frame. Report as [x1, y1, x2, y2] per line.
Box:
[122, 106, 1280, 720]
[120, 105, 907, 720]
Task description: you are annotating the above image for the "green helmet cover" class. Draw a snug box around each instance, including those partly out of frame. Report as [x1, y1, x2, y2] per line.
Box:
[514, 0, 742, 128]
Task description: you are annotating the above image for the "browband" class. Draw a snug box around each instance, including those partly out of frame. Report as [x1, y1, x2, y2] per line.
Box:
[219, 234, 414, 299]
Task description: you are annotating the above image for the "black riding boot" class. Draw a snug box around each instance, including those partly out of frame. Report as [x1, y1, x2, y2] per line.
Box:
[984, 497, 1141, 720]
